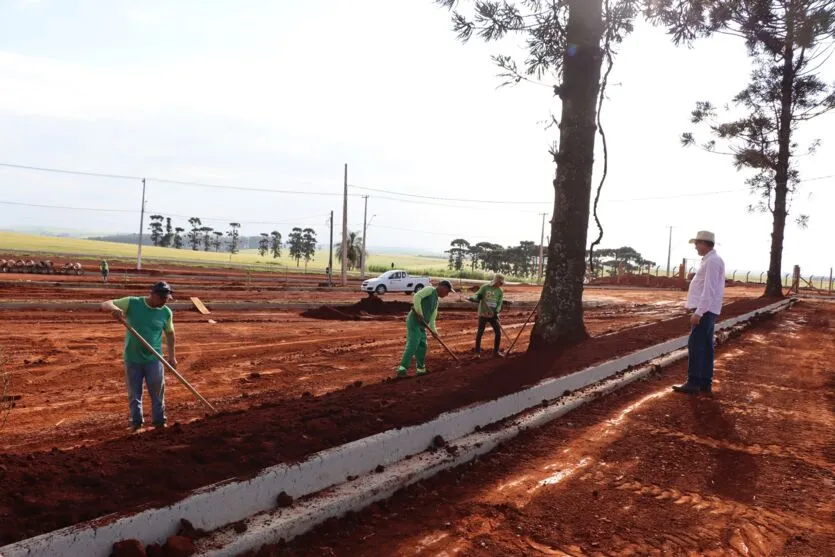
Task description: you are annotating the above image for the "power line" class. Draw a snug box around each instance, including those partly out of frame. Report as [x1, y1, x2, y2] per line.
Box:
[368, 223, 466, 237]
[351, 184, 548, 205]
[353, 174, 832, 205]
[0, 200, 135, 214]
[602, 189, 742, 203]
[0, 162, 139, 181]
[0, 162, 359, 198]
[0, 200, 330, 228]
[3, 161, 831, 210]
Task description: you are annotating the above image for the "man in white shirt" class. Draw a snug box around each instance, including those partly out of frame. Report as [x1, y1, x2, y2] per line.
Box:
[673, 230, 725, 395]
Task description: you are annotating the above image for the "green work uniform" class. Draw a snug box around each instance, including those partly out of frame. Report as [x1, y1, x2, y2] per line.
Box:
[469, 284, 504, 317]
[112, 297, 174, 364]
[100, 261, 109, 274]
[398, 286, 439, 372]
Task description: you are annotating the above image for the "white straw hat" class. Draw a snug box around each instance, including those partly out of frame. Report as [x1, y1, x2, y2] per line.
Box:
[689, 230, 715, 244]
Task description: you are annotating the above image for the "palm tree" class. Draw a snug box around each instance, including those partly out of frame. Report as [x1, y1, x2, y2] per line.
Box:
[335, 231, 363, 270]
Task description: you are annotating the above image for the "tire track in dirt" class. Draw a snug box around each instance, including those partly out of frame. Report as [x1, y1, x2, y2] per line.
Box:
[645, 427, 835, 473]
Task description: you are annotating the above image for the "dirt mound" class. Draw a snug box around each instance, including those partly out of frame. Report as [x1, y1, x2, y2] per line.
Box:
[301, 297, 412, 320]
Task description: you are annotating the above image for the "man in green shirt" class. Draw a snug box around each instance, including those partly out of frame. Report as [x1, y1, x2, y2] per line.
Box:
[100, 260, 109, 283]
[100, 282, 176, 431]
[397, 279, 454, 377]
[469, 274, 505, 357]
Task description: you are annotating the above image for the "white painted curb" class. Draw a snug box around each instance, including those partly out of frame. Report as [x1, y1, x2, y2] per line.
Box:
[0, 299, 793, 557]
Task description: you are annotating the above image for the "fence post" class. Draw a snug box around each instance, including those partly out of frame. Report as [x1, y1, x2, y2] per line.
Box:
[759, 272, 764, 284]
[731, 270, 736, 281]
[784, 273, 790, 287]
[830, 267, 833, 294]
[745, 271, 750, 283]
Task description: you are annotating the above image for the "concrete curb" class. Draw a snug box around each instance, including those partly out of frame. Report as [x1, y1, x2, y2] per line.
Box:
[0, 298, 793, 557]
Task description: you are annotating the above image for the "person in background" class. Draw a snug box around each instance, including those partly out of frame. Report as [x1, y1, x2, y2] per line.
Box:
[673, 231, 725, 395]
[469, 274, 505, 357]
[100, 259, 109, 283]
[397, 279, 454, 377]
[100, 282, 177, 430]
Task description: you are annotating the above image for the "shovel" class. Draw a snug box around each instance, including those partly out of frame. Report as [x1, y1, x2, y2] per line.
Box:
[119, 317, 218, 413]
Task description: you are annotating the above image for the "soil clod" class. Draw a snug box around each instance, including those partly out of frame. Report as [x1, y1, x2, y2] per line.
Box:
[112, 539, 147, 557]
[276, 491, 294, 508]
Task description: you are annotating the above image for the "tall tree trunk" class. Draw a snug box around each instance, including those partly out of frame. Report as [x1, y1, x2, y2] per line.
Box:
[529, 0, 604, 350]
[765, 19, 795, 298]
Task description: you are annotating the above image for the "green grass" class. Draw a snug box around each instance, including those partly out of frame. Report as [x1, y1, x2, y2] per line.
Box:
[0, 231, 449, 273]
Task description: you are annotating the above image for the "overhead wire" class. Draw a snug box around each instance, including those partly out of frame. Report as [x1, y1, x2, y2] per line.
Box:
[2, 161, 831, 216]
[0, 162, 358, 198]
[0, 200, 329, 228]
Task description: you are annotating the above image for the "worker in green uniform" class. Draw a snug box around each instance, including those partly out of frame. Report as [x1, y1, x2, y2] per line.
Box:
[397, 279, 454, 377]
[100, 282, 176, 431]
[100, 260, 109, 283]
[469, 273, 505, 357]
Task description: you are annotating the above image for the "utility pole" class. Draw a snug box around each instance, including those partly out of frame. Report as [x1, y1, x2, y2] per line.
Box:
[136, 178, 147, 270]
[666, 226, 674, 277]
[328, 210, 334, 288]
[360, 195, 369, 281]
[537, 212, 547, 283]
[341, 164, 348, 286]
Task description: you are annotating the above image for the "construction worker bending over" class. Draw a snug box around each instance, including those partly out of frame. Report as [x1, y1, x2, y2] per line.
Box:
[397, 279, 454, 377]
[469, 274, 505, 357]
[100, 281, 176, 431]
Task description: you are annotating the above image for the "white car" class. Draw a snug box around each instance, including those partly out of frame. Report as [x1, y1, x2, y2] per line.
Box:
[362, 270, 431, 295]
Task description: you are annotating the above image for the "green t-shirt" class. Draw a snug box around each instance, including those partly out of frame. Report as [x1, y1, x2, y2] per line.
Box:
[113, 296, 174, 363]
[469, 284, 504, 317]
[411, 286, 440, 331]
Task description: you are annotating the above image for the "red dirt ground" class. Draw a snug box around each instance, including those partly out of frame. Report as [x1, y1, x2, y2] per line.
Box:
[252, 302, 835, 557]
[0, 295, 779, 544]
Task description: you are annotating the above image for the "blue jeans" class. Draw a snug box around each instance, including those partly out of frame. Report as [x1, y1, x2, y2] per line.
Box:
[124, 361, 166, 427]
[687, 312, 716, 388]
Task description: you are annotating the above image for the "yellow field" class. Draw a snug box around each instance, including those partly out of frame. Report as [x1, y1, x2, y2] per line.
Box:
[0, 231, 448, 272]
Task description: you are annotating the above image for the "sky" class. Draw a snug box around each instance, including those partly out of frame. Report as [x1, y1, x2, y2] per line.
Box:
[0, 0, 833, 275]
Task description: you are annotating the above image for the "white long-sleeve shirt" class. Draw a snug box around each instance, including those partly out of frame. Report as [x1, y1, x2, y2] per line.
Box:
[686, 249, 725, 316]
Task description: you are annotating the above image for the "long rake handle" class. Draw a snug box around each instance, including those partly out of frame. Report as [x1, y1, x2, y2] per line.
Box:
[418, 315, 461, 362]
[120, 318, 218, 413]
[497, 322, 510, 349]
[429, 329, 461, 362]
[506, 300, 540, 356]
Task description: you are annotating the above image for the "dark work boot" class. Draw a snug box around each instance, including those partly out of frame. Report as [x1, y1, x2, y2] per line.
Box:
[672, 383, 700, 395]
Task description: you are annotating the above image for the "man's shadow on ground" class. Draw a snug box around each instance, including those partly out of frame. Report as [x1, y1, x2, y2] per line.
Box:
[687, 394, 758, 505]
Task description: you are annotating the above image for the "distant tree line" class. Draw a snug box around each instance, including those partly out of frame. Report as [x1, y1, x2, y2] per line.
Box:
[587, 247, 656, 278]
[146, 215, 317, 264]
[444, 238, 542, 278]
[444, 239, 657, 280]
